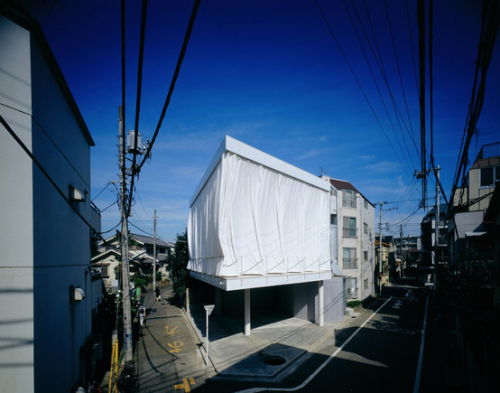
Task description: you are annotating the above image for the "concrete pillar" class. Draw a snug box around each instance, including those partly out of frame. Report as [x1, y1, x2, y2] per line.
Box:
[244, 288, 251, 336]
[318, 280, 324, 327]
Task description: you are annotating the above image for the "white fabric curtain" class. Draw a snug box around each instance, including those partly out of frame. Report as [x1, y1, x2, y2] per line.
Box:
[188, 152, 330, 277]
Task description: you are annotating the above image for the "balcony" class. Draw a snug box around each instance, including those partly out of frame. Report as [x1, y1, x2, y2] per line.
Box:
[343, 258, 358, 269]
[343, 227, 358, 238]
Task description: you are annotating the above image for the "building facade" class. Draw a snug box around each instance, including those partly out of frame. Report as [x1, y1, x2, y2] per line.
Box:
[0, 6, 98, 392]
[326, 178, 376, 301]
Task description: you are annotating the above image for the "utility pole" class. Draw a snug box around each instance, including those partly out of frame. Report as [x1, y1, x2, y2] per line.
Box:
[153, 209, 157, 292]
[119, 106, 133, 363]
[376, 202, 387, 296]
[434, 166, 440, 302]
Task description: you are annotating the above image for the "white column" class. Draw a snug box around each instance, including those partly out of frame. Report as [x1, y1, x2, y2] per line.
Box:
[244, 288, 251, 336]
[318, 281, 324, 327]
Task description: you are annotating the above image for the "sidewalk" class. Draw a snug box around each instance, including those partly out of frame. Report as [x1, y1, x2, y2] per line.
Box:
[136, 284, 215, 393]
[136, 283, 345, 392]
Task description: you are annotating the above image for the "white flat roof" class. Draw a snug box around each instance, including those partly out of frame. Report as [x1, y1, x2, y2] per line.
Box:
[190, 135, 330, 206]
[189, 270, 332, 291]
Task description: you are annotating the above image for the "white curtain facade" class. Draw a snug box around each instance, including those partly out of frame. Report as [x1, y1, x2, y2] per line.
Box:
[188, 152, 330, 277]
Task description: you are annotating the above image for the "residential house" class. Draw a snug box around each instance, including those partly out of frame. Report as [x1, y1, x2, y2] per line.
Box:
[188, 136, 345, 335]
[393, 235, 422, 274]
[448, 142, 500, 263]
[375, 235, 396, 285]
[325, 177, 375, 301]
[421, 203, 448, 266]
[91, 233, 174, 290]
[0, 4, 100, 392]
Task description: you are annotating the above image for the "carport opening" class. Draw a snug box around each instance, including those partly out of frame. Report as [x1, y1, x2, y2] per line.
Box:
[263, 355, 286, 366]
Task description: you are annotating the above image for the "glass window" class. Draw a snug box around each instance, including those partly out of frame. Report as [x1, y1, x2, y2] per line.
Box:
[343, 217, 357, 237]
[343, 248, 357, 269]
[481, 167, 493, 187]
[364, 278, 369, 290]
[363, 222, 368, 234]
[364, 251, 368, 261]
[343, 190, 357, 208]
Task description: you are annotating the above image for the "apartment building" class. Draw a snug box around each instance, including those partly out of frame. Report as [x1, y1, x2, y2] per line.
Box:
[325, 177, 376, 301]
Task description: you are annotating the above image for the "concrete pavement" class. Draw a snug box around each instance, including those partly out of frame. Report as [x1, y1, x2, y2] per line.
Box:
[135, 283, 345, 392]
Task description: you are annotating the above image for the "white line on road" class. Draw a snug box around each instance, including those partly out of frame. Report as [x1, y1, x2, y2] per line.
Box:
[412, 295, 429, 393]
[234, 297, 393, 393]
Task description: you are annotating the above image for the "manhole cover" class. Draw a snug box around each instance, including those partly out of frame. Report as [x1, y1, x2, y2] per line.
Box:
[263, 355, 286, 366]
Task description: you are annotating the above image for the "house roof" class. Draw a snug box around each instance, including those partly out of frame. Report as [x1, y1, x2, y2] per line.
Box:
[471, 156, 500, 169]
[91, 249, 120, 263]
[329, 178, 374, 207]
[100, 233, 174, 248]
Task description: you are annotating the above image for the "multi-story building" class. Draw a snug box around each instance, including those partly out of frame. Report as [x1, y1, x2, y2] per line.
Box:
[448, 142, 500, 263]
[421, 204, 448, 266]
[325, 177, 376, 301]
[0, 5, 100, 392]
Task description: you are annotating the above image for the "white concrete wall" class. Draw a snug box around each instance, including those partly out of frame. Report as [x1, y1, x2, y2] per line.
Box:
[0, 15, 35, 392]
[0, 14, 93, 392]
[31, 33, 92, 391]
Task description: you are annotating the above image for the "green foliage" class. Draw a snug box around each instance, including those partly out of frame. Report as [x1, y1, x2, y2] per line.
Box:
[347, 300, 362, 308]
[167, 229, 189, 297]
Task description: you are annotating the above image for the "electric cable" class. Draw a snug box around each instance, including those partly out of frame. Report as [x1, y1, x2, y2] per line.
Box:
[127, 0, 149, 217]
[383, 0, 419, 163]
[315, 0, 414, 179]
[0, 114, 104, 242]
[357, 0, 420, 166]
[0, 101, 90, 188]
[136, 0, 201, 173]
[343, 0, 416, 177]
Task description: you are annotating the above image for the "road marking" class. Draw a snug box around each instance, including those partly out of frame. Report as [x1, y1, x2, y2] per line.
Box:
[168, 341, 184, 354]
[174, 377, 195, 392]
[166, 325, 179, 336]
[392, 300, 403, 309]
[413, 295, 429, 393]
[235, 297, 393, 393]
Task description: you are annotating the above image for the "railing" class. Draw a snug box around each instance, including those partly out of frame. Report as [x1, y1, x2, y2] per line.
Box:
[343, 258, 358, 269]
[343, 227, 358, 238]
[476, 141, 500, 160]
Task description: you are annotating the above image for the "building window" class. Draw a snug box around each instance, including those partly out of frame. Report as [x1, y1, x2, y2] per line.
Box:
[481, 167, 493, 187]
[363, 222, 368, 234]
[364, 278, 369, 290]
[364, 251, 368, 261]
[347, 277, 358, 299]
[101, 265, 109, 277]
[481, 166, 500, 187]
[343, 190, 357, 208]
[343, 217, 357, 237]
[343, 248, 357, 269]
[330, 214, 337, 225]
[364, 199, 368, 209]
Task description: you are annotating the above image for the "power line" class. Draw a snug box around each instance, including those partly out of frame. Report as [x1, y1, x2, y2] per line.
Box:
[315, 0, 414, 179]
[0, 114, 103, 241]
[127, 0, 149, 217]
[448, 0, 500, 218]
[136, 0, 201, 173]
[343, 0, 416, 177]
[0, 101, 91, 188]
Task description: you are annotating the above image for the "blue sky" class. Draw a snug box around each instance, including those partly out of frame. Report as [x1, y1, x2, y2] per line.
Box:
[31, 0, 499, 242]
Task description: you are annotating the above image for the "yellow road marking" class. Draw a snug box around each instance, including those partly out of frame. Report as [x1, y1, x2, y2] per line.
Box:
[168, 341, 184, 353]
[174, 377, 195, 392]
[165, 325, 179, 336]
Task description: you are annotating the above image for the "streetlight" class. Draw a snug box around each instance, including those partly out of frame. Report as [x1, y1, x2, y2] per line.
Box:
[204, 304, 215, 359]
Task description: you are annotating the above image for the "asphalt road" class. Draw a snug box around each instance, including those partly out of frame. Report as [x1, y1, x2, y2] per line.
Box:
[195, 285, 431, 393]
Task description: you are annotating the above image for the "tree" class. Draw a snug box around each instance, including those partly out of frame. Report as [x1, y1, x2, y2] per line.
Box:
[167, 229, 189, 301]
